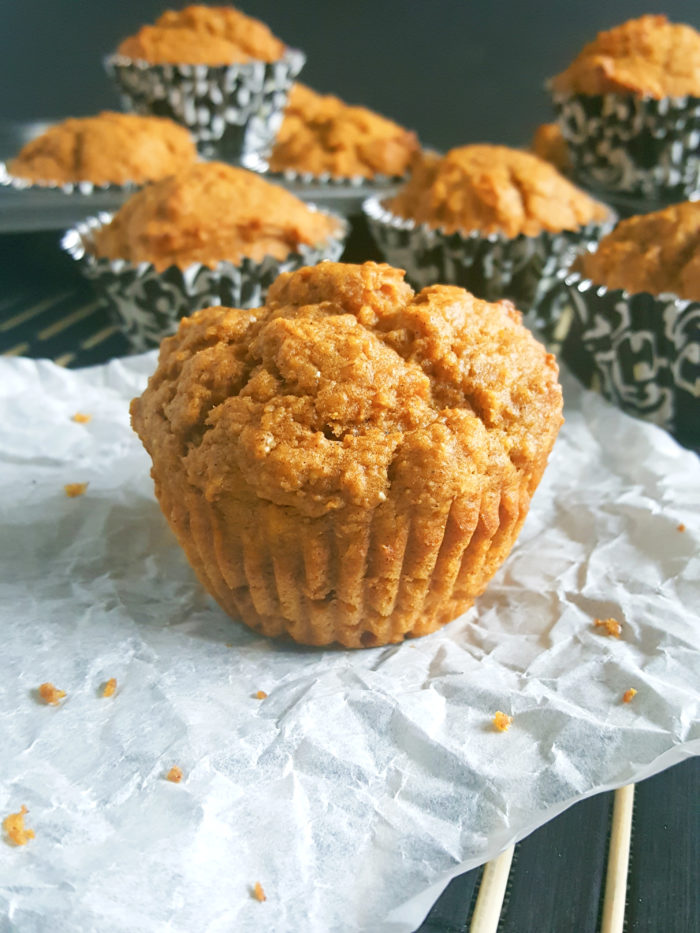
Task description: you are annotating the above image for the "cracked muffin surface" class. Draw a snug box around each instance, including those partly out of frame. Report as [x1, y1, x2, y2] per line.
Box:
[8, 112, 196, 185]
[132, 262, 563, 647]
[387, 145, 609, 238]
[550, 15, 700, 98]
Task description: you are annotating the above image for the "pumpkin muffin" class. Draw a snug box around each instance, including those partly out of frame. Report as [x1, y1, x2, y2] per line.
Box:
[93, 161, 341, 270]
[7, 112, 196, 186]
[576, 201, 700, 300]
[550, 14, 700, 99]
[388, 145, 609, 237]
[130, 261, 563, 648]
[267, 83, 419, 178]
[531, 123, 571, 175]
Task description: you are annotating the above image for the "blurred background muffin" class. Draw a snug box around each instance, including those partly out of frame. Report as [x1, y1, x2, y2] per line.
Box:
[6, 111, 196, 187]
[530, 122, 571, 175]
[63, 162, 346, 349]
[130, 261, 563, 648]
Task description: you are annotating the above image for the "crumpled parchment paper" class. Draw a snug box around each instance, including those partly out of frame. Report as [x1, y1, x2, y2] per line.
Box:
[0, 353, 698, 933]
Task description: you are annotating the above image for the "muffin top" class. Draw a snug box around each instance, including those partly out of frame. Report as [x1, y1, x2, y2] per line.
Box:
[131, 262, 563, 519]
[117, 4, 285, 64]
[93, 162, 341, 270]
[268, 83, 420, 178]
[531, 123, 571, 174]
[576, 201, 700, 300]
[388, 145, 609, 238]
[8, 112, 196, 186]
[550, 15, 700, 98]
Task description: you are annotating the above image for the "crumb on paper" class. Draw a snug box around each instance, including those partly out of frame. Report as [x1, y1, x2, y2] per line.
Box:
[594, 617, 622, 638]
[252, 881, 266, 902]
[3, 806, 35, 846]
[71, 412, 92, 424]
[38, 682, 66, 705]
[254, 690, 268, 700]
[493, 711, 513, 732]
[102, 678, 117, 697]
[622, 688, 637, 704]
[166, 767, 183, 783]
[677, 523, 686, 532]
[64, 482, 88, 498]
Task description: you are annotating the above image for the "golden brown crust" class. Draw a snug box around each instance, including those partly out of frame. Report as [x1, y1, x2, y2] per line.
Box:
[530, 123, 571, 174]
[118, 5, 285, 64]
[8, 112, 196, 186]
[388, 145, 609, 238]
[577, 201, 700, 300]
[93, 162, 341, 271]
[131, 262, 563, 647]
[551, 15, 700, 98]
[268, 83, 420, 178]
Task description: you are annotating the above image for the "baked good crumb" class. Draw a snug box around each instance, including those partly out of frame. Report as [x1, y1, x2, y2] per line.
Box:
[102, 678, 117, 697]
[493, 711, 513, 732]
[622, 688, 637, 703]
[166, 766, 183, 783]
[594, 617, 622, 638]
[252, 881, 266, 902]
[64, 483, 88, 498]
[2, 806, 35, 846]
[71, 412, 92, 424]
[254, 690, 268, 699]
[38, 682, 66, 705]
[677, 523, 686, 532]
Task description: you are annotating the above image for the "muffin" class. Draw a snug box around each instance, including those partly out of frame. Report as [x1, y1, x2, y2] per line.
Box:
[6, 111, 196, 187]
[554, 201, 700, 443]
[265, 83, 420, 179]
[63, 162, 346, 350]
[531, 123, 571, 175]
[549, 15, 700, 199]
[364, 144, 613, 314]
[130, 261, 563, 649]
[106, 5, 304, 160]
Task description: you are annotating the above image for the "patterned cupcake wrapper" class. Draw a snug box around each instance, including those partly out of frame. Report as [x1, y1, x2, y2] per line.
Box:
[61, 209, 348, 352]
[550, 89, 700, 200]
[104, 48, 305, 161]
[543, 266, 700, 446]
[362, 196, 615, 319]
[0, 161, 142, 197]
[240, 150, 409, 190]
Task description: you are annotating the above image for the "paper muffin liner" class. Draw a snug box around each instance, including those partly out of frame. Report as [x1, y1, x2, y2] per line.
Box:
[550, 90, 700, 200]
[152, 465, 534, 648]
[240, 150, 409, 190]
[104, 48, 305, 161]
[0, 160, 143, 197]
[543, 263, 700, 446]
[61, 209, 347, 352]
[362, 196, 615, 318]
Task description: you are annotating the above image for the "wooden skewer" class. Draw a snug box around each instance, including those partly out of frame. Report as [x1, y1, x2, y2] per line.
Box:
[601, 783, 635, 933]
[469, 844, 515, 933]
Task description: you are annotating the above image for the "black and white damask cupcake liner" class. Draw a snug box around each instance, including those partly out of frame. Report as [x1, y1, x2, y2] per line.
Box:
[545, 266, 700, 445]
[362, 196, 615, 318]
[61, 209, 347, 352]
[104, 48, 305, 161]
[551, 90, 700, 201]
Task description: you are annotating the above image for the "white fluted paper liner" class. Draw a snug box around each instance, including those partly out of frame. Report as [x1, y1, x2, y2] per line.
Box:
[0, 354, 698, 932]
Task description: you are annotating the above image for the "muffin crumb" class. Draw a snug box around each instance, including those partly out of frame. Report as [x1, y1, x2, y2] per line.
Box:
[166, 767, 183, 783]
[677, 523, 686, 532]
[254, 690, 268, 700]
[252, 881, 266, 902]
[38, 682, 66, 705]
[102, 678, 117, 697]
[493, 711, 513, 732]
[3, 806, 35, 846]
[64, 483, 88, 498]
[71, 412, 92, 424]
[594, 618, 622, 638]
[622, 688, 637, 704]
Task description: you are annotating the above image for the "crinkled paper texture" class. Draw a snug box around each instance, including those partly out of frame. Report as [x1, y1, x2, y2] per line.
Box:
[0, 354, 698, 933]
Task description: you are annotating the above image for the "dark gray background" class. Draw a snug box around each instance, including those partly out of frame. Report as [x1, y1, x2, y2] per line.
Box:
[1, 2, 698, 149]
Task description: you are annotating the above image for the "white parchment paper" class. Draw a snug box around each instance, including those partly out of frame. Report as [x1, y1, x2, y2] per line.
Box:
[0, 353, 698, 933]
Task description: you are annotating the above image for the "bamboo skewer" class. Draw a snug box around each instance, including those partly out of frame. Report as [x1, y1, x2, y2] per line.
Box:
[600, 783, 635, 933]
[469, 844, 515, 933]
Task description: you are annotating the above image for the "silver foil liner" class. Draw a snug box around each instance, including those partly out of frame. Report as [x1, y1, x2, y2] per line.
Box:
[542, 261, 700, 446]
[240, 151, 409, 189]
[362, 195, 615, 317]
[62, 209, 348, 352]
[0, 161, 142, 197]
[104, 48, 305, 161]
[550, 89, 700, 200]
